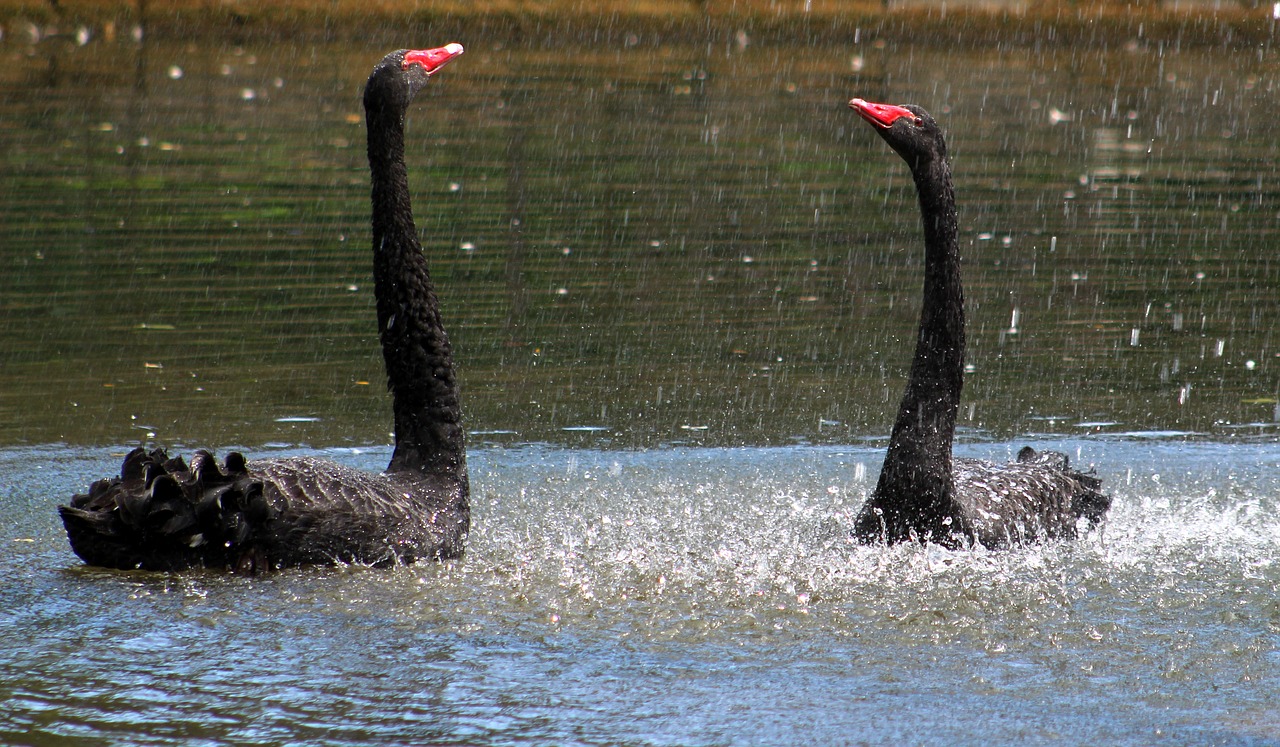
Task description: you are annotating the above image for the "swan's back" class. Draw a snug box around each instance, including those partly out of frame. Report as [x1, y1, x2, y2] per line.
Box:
[252, 456, 467, 568]
[59, 448, 467, 572]
[953, 447, 1107, 548]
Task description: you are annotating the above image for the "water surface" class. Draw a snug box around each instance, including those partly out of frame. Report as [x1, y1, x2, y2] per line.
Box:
[2, 27, 1277, 447]
[4, 440, 1280, 745]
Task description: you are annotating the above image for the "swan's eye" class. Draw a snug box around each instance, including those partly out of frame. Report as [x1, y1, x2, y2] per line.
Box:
[911, 115, 923, 126]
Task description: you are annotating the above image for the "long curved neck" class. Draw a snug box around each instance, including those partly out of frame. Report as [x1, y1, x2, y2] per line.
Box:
[366, 102, 466, 481]
[873, 153, 963, 517]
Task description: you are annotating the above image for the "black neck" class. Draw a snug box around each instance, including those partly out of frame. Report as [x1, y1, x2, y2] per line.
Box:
[366, 104, 466, 481]
[873, 154, 963, 516]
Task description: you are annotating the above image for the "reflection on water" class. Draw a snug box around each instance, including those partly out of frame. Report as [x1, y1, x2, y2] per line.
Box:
[1, 26, 1277, 448]
[3, 440, 1279, 744]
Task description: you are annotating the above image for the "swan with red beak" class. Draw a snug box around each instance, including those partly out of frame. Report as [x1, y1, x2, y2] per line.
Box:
[845, 96, 1110, 548]
[59, 45, 473, 572]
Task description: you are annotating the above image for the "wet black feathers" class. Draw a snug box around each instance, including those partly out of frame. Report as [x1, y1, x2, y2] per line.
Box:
[851, 103, 1109, 548]
[57, 49, 469, 572]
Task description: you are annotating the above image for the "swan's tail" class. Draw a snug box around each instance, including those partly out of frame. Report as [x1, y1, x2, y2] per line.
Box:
[59, 448, 274, 572]
[1016, 446, 1110, 528]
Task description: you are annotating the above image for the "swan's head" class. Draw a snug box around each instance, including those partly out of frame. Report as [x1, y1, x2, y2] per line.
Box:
[364, 43, 464, 113]
[848, 98, 947, 164]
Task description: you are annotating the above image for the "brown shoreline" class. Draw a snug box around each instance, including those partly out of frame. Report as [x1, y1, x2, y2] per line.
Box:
[2, 0, 1274, 48]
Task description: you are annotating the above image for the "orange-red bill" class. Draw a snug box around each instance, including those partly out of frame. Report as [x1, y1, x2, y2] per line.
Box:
[849, 98, 915, 129]
[403, 43, 465, 75]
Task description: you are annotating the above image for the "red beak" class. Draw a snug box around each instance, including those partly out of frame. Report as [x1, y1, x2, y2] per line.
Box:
[403, 43, 465, 75]
[849, 98, 916, 129]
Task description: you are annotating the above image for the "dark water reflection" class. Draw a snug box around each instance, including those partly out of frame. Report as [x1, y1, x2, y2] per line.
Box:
[2, 29, 1278, 448]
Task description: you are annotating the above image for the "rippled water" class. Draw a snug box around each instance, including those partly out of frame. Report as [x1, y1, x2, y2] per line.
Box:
[3, 20, 1279, 447]
[2, 10, 1280, 746]
[4, 439, 1280, 745]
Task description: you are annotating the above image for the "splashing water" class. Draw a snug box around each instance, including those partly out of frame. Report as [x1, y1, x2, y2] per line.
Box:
[3, 440, 1279, 745]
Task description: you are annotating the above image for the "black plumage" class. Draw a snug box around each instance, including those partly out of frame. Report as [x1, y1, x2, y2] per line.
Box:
[59, 45, 470, 572]
[847, 98, 1109, 548]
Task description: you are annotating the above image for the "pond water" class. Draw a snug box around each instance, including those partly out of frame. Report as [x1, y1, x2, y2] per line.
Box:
[5, 440, 1280, 745]
[1, 12, 1279, 746]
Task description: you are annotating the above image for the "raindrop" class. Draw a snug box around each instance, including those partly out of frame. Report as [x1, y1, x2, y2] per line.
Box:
[167, 65, 183, 80]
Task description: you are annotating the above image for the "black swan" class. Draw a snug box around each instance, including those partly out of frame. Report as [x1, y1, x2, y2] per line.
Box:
[847, 98, 1109, 548]
[58, 44, 470, 572]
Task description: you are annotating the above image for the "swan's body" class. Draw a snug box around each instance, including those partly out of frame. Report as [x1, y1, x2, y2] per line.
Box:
[59, 45, 470, 572]
[847, 98, 1108, 548]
